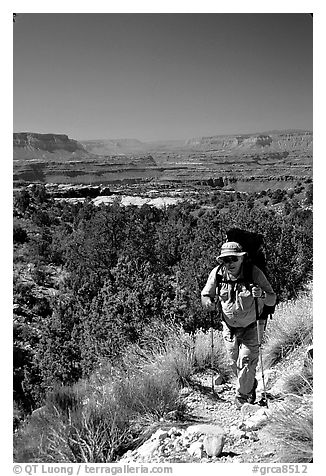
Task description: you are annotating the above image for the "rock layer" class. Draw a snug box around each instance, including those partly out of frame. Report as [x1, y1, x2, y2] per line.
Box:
[13, 132, 93, 161]
[186, 130, 312, 154]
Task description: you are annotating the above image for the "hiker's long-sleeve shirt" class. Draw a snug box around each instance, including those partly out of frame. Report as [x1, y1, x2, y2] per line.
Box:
[201, 265, 277, 328]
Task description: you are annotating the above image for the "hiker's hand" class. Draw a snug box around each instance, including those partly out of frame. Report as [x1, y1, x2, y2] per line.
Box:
[252, 286, 263, 298]
[202, 296, 215, 310]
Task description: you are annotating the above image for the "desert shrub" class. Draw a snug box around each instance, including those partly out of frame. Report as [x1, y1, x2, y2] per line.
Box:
[14, 389, 131, 463]
[305, 182, 313, 205]
[280, 367, 312, 396]
[35, 297, 83, 392]
[14, 189, 31, 214]
[160, 342, 195, 387]
[294, 182, 305, 195]
[31, 209, 51, 227]
[44, 402, 131, 463]
[29, 184, 49, 204]
[30, 265, 48, 285]
[120, 323, 232, 387]
[193, 328, 232, 379]
[13, 402, 25, 432]
[266, 340, 313, 398]
[13, 223, 28, 244]
[14, 324, 188, 463]
[114, 369, 180, 423]
[271, 188, 287, 204]
[118, 322, 193, 376]
[46, 384, 83, 419]
[263, 288, 312, 368]
[268, 396, 313, 463]
[14, 412, 51, 462]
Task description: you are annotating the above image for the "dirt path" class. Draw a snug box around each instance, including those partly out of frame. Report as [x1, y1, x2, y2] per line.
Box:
[119, 372, 284, 464]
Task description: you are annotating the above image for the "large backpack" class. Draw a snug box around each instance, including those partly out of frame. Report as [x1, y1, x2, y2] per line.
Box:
[226, 227, 267, 277]
[216, 228, 276, 319]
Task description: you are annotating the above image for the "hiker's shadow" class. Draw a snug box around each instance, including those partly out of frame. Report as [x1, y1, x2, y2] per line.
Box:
[220, 451, 240, 458]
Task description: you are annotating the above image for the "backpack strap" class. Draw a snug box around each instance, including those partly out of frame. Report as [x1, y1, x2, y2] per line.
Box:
[214, 263, 224, 320]
[215, 260, 276, 327]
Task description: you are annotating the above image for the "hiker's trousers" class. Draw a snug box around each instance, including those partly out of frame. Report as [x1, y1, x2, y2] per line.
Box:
[222, 321, 265, 398]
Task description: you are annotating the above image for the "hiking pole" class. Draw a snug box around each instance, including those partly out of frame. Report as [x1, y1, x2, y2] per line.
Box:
[254, 297, 268, 408]
[210, 305, 215, 394]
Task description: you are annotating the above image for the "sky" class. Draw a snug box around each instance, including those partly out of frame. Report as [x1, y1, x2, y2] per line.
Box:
[13, 12, 313, 142]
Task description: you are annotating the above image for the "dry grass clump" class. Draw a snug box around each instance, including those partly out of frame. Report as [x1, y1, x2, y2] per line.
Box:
[14, 385, 131, 463]
[268, 395, 313, 463]
[45, 400, 132, 463]
[263, 289, 312, 368]
[281, 370, 312, 396]
[119, 322, 232, 386]
[279, 352, 312, 396]
[119, 321, 196, 386]
[266, 342, 313, 398]
[193, 328, 233, 380]
[113, 369, 181, 424]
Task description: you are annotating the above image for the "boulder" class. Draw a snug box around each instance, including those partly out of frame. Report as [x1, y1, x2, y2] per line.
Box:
[203, 434, 225, 457]
[240, 403, 262, 420]
[136, 438, 161, 458]
[186, 423, 226, 457]
[229, 425, 246, 439]
[241, 408, 270, 430]
[134, 428, 170, 458]
[154, 429, 170, 441]
[187, 441, 204, 458]
[179, 387, 192, 397]
[214, 374, 224, 386]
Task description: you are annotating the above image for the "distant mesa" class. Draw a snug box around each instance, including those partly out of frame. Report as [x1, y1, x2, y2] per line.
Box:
[13, 129, 312, 188]
[14, 130, 313, 160]
[185, 130, 312, 152]
[81, 138, 145, 156]
[13, 132, 94, 161]
[13, 132, 158, 185]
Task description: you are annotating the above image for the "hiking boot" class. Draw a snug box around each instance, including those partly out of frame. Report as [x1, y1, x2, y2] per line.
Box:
[247, 378, 258, 405]
[234, 396, 248, 409]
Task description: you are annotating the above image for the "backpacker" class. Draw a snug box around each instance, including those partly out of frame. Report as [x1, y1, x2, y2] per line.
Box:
[216, 228, 276, 319]
[226, 227, 267, 276]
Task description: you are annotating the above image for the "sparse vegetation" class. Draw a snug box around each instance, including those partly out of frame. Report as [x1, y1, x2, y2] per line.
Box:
[263, 287, 312, 368]
[262, 288, 313, 462]
[192, 328, 231, 379]
[268, 396, 313, 463]
[13, 181, 313, 462]
[14, 323, 231, 462]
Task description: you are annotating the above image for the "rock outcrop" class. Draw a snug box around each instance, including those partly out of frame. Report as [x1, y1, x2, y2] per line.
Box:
[13, 129, 312, 187]
[13, 130, 157, 184]
[186, 130, 312, 154]
[13, 132, 93, 161]
[120, 424, 226, 463]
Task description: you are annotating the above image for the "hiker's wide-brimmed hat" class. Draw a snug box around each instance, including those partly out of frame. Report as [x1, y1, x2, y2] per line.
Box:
[217, 241, 247, 259]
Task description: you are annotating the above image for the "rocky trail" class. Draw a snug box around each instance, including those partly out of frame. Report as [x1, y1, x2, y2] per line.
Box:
[119, 372, 284, 464]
